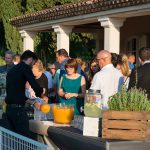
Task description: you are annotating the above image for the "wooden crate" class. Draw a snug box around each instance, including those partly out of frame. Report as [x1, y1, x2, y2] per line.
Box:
[102, 110, 150, 140]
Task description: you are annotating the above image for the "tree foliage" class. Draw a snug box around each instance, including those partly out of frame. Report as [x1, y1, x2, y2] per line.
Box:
[70, 33, 96, 61]
[0, 0, 22, 54]
[35, 32, 57, 64]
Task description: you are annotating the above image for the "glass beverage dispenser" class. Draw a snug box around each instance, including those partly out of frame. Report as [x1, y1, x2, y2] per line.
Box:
[84, 89, 102, 118]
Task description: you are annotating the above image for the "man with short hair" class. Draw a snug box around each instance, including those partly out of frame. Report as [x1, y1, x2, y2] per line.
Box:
[0, 50, 15, 130]
[55, 48, 69, 79]
[90, 50, 124, 109]
[5, 50, 43, 137]
[0, 50, 15, 73]
[128, 47, 150, 99]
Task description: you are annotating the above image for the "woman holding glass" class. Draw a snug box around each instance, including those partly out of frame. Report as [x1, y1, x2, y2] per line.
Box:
[58, 58, 86, 115]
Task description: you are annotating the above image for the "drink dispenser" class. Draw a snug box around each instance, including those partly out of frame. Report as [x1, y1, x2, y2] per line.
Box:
[84, 89, 102, 118]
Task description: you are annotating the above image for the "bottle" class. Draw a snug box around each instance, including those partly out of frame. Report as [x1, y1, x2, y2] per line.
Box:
[33, 97, 47, 121]
[84, 89, 102, 118]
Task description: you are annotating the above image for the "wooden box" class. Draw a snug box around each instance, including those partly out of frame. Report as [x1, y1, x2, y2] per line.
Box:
[102, 110, 150, 140]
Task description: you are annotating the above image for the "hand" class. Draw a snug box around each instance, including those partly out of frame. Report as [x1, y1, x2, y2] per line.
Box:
[25, 82, 30, 88]
[65, 93, 78, 99]
[70, 93, 78, 98]
[74, 93, 78, 98]
[42, 96, 48, 103]
[34, 102, 41, 110]
[43, 88, 46, 94]
[64, 93, 71, 99]
[29, 91, 36, 98]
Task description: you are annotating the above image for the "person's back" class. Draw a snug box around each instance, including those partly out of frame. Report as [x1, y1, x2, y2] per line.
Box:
[128, 47, 150, 99]
[136, 63, 150, 98]
[6, 63, 26, 105]
[90, 50, 123, 109]
[90, 64, 123, 108]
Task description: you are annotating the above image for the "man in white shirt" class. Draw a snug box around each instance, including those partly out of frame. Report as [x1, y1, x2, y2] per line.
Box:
[90, 50, 124, 109]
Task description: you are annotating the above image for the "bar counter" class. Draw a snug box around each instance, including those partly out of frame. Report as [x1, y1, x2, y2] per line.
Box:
[47, 126, 150, 150]
[29, 120, 150, 150]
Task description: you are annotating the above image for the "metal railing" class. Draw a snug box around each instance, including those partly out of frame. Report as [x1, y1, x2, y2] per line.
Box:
[0, 127, 50, 150]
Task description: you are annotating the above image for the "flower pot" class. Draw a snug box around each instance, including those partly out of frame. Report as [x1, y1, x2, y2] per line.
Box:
[102, 110, 150, 140]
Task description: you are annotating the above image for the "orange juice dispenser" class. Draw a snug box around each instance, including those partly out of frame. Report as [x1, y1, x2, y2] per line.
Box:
[52, 104, 74, 124]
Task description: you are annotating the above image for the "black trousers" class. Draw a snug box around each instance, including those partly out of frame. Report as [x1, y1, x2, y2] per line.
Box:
[6, 106, 30, 138]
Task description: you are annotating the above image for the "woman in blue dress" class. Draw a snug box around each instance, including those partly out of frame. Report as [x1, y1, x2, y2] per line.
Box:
[58, 58, 86, 115]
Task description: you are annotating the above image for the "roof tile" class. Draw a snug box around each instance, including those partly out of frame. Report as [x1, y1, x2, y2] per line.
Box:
[10, 0, 150, 27]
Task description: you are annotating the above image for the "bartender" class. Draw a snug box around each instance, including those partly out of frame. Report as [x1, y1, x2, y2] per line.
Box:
[5, 50, 43, 137]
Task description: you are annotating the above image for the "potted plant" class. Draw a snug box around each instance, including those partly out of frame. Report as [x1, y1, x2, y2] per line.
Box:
[102, 87, 150, 140]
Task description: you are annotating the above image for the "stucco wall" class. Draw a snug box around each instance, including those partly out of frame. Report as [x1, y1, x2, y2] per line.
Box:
[120, 15, 150, 53]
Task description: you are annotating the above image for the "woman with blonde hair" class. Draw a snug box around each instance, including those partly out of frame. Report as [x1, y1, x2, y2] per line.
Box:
[116, 54, 130, 88]
[76, 58, 86, 71]
[32, 59, 48, 102]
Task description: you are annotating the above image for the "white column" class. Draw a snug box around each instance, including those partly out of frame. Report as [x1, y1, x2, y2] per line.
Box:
[52, 25, 73, 55]
[19, 30, 36, 52]
[98, 17, 125, 54]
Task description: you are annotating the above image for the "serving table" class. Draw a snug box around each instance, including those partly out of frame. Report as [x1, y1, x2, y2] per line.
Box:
[29, 120, 150, 150]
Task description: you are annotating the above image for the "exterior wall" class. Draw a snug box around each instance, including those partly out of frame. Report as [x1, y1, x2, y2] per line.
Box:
[120, 15, 150, 53]
[82, 15, 150, 54]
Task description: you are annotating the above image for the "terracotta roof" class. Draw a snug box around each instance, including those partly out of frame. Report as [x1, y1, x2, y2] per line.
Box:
[10, 0, 150, 27]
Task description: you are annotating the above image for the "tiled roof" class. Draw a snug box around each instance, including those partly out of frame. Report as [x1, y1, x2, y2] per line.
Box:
[10, 0, 150, 27]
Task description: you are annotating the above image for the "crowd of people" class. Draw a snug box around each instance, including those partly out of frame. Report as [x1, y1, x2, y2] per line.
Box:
[0, 47, 150, 138]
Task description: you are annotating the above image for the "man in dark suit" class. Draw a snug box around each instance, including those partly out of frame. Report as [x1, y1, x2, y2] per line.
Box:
[128, 47, 150, 99]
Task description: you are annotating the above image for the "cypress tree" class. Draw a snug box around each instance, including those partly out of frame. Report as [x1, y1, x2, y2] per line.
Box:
[1, 0, 22, 54]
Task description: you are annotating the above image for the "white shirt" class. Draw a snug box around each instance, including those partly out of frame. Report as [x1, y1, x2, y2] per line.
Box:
[142, 61, 150, 65]
[90, 64, 124, 109]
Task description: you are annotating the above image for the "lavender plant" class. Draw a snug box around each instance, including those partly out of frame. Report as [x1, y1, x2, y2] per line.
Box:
[108, 86, 150, 111]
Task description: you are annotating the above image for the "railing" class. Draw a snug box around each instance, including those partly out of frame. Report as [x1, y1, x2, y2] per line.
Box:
[0, 127, 50, 150]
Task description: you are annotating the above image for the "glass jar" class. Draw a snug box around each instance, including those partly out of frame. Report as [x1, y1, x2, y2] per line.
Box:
[84, 89, 102, 118]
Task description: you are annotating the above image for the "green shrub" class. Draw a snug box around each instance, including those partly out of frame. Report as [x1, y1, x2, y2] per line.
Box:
[108, 87, 150, 111]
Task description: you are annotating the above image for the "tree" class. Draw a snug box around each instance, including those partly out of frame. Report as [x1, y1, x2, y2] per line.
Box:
[0, 0, 23, 54]
[35, 32, 57, 65]
[70, 33, 96, 61]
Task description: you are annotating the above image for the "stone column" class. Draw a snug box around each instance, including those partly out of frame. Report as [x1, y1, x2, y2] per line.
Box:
[19, 30, 36, 52]
[98, 17, 125, 54]
[52, 25, 73, 55]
